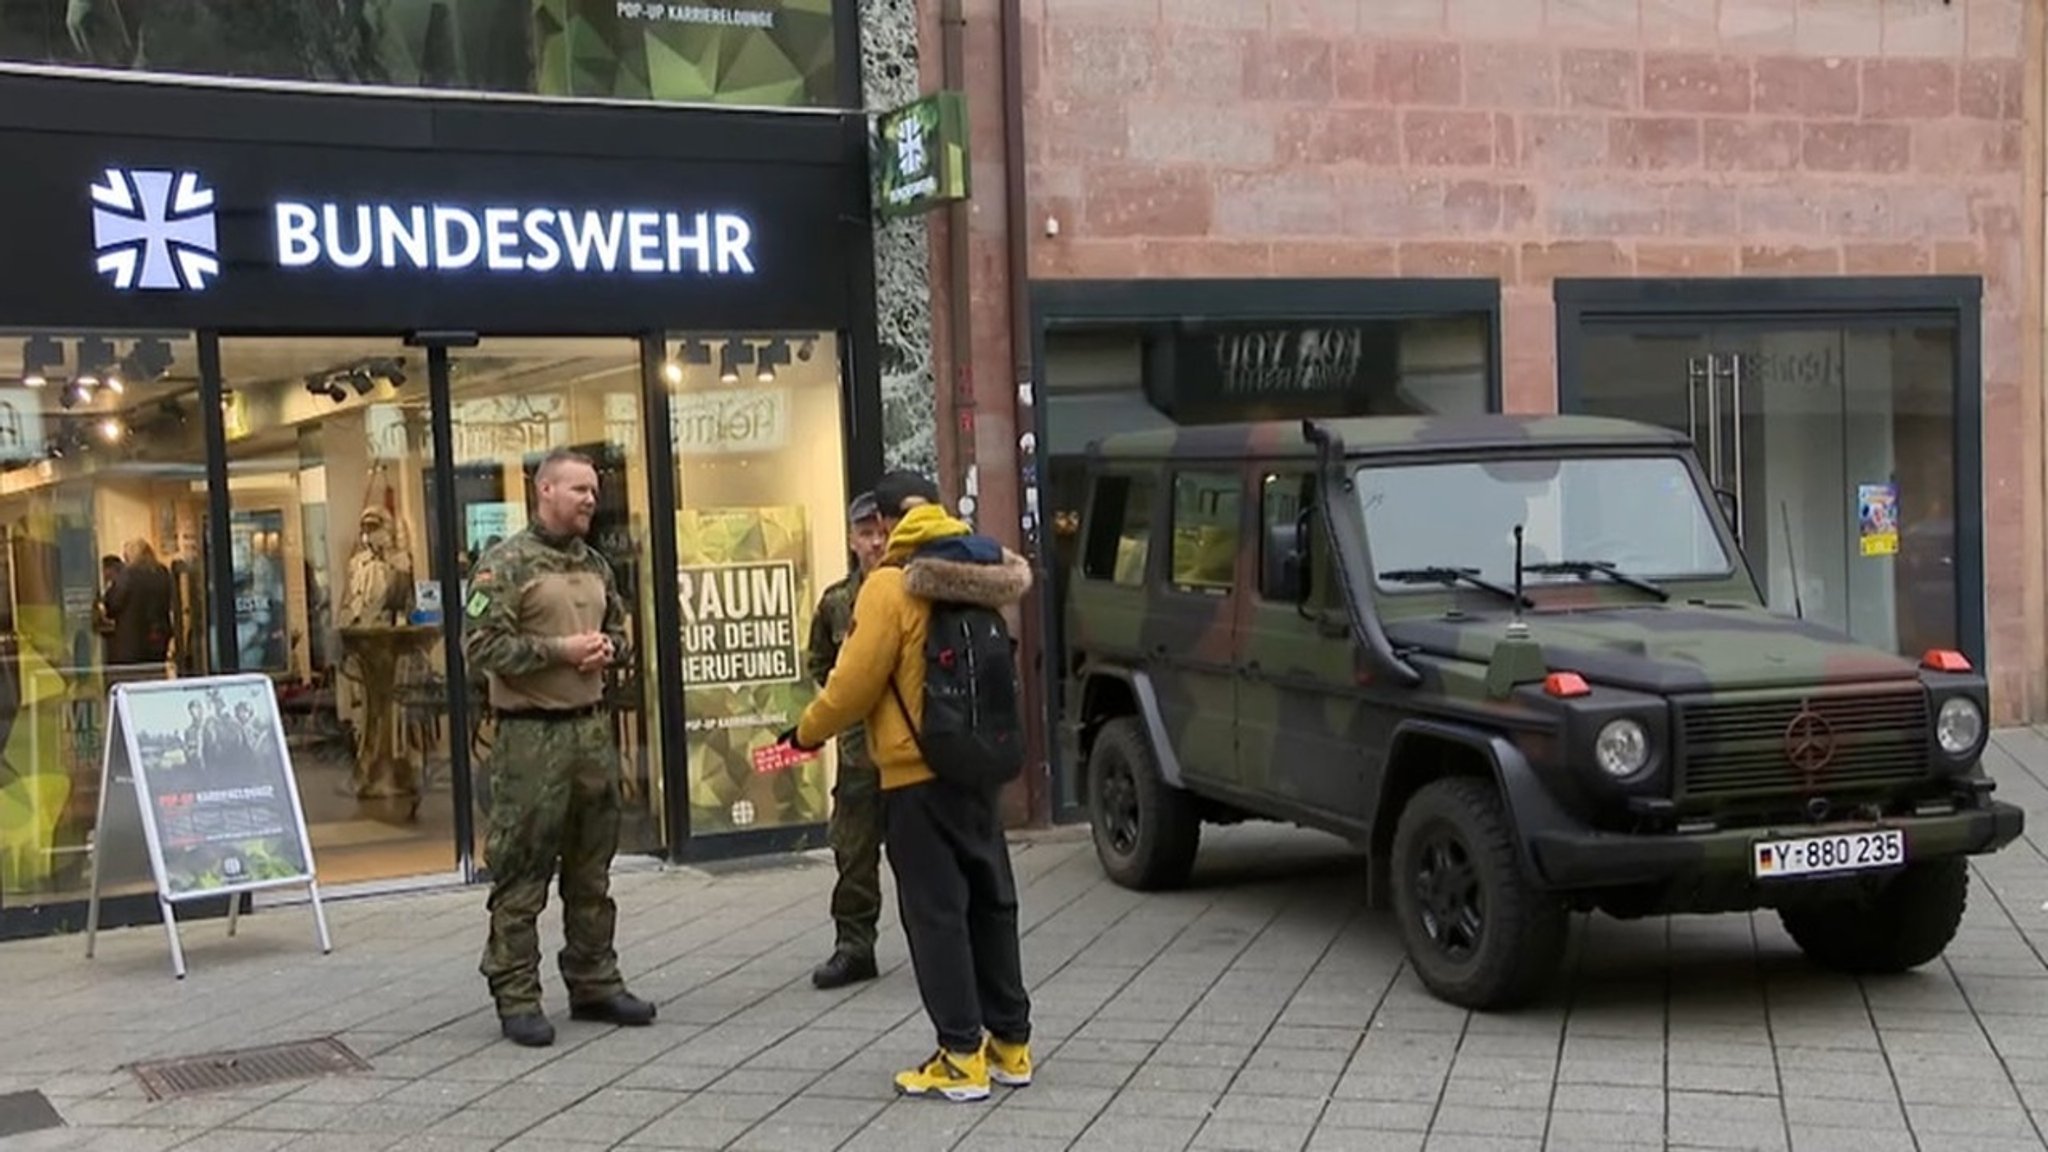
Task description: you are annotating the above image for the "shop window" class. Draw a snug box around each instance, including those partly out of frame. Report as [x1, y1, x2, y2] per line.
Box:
[0, 1, 841, 110]
[443, 339, 662, 861]
[0, 327, 210, 907]
[1080, 474, 1153, 587]
[1169, 470, 1240, 593]
[664, 331, 846, 838]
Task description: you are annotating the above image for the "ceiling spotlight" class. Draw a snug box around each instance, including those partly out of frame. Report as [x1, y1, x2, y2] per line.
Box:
[756, 337, 791, 383]
[59, 383, 86, 409]
[129, 336, 173, 379]
[348, 367, 375, 395]
[76, 335, 115, 388]
[678, 338, 713, 365]
[21, 335, 60, 388]
[96, 417, 123, 444]
[717, 336, 753, 385]
[661, 360, 683, 385]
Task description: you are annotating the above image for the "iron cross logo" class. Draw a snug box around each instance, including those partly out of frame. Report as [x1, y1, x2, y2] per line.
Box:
[90, 168, 220, 291]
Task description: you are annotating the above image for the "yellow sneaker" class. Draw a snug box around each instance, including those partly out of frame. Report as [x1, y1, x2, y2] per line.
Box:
[892, 1048, 990, 1102]
[984, 1035, 1032, 1087]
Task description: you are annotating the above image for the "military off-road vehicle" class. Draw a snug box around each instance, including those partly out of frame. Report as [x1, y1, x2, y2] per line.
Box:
[1058, 414, 2020, 1010]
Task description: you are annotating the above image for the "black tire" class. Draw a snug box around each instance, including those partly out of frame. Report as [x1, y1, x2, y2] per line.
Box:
[1389, 777, 1567, 1011]
[1087, 717, 1200, 890]
[1778, 857, 1968, 974]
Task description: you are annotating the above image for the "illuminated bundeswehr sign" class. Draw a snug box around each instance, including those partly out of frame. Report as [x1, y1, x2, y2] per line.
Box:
[273, 202, 757, 276]
[20, 129, 845, 332]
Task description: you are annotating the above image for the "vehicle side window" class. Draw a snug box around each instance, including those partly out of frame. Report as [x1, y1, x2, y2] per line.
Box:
[1081, 474, 1155, 587]
[1169, 470, 1241, 594]
[1259, 471, 1316, 601]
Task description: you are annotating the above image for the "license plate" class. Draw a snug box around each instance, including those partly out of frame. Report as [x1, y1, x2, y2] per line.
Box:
[1753, 828, 1906, 878]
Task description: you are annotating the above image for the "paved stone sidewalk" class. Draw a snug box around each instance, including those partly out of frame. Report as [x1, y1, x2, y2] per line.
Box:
[8, 732, 2048, 1152]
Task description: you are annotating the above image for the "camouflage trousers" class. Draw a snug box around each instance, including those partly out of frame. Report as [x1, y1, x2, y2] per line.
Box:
[478, 713, 625, 1017]
[828, 759, 884, 959]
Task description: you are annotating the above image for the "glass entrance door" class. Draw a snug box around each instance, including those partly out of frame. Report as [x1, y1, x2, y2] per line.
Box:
[1577, 323, 1960, 658]
[217, 336, 459, 889]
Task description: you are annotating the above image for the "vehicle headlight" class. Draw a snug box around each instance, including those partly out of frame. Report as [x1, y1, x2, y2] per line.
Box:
[1937, 697, 1983, 756]
[1594, 719, 1650, 778]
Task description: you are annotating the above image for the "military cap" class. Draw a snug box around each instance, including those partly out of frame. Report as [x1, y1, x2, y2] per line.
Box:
[847, 490, 879, 523]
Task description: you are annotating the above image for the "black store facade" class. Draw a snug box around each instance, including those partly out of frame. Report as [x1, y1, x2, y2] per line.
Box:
[0, 72, 884, 938]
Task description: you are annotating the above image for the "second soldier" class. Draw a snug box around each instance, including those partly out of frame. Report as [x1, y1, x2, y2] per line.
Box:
[807, 491, 891, 988]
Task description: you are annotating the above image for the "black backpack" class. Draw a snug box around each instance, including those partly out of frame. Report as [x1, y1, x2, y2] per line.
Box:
[889, 599, 1025, 791]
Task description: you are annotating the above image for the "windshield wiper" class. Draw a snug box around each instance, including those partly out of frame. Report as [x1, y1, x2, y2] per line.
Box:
[1379, 566, 1533, 607]
[1522, 559, 1670, 601]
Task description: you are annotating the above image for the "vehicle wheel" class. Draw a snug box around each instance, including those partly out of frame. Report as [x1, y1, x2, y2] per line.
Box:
[1777, 858, 1968, 974]
[1389, 777, 1567, 1011]
[1087, 717, 1200, 890]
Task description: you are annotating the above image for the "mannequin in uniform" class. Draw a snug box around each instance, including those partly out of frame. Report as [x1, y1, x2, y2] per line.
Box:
[341, 507, 415, 627]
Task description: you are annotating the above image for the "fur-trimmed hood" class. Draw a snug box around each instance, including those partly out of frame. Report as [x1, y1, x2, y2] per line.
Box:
[885, 504, 1034, 609]
[904, 548, 1033, 608]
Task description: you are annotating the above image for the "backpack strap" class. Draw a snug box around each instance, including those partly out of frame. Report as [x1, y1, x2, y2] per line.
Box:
[887, 674, 929, 762]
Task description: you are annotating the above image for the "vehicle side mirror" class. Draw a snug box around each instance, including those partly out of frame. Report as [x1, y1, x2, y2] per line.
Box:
[1265, 518, 1309, 604]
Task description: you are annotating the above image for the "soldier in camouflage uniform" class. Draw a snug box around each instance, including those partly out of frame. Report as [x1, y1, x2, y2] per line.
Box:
[462, 448, 656, 1047]
[807, 491, 892, 989]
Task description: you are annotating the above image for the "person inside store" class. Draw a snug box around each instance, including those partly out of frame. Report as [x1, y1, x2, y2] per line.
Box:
[777, 471, 1036, 1102]
[95, 553, 122, 664]
[805, 490, 892, 990]
[462, 448, 656, 1047]
[104, 538, 173, 671]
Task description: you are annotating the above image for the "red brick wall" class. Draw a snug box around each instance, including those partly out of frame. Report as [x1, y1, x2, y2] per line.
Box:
[1014, 0, 2042, 720]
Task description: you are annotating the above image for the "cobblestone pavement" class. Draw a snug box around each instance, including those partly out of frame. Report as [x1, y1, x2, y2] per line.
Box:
[7, 731, 2048, 1152]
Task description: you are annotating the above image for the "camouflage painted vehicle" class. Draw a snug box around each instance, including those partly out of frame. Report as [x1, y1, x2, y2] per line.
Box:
[1058, 414, 2020, 1010]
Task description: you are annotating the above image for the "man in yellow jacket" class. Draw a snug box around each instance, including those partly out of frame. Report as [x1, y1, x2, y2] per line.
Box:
[780, 471, 1035, 1102]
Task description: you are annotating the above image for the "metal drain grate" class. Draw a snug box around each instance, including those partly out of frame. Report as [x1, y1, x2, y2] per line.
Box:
[128, 1037, 371, 1100]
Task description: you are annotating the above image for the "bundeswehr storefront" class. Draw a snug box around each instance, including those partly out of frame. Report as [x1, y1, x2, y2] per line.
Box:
[0, 71, 884, 937]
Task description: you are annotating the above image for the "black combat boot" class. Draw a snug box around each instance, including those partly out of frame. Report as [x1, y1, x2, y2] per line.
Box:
[500, 1012, 555, 1047]
[812, 950, 879, 989]
[569, 992, 658, 1026]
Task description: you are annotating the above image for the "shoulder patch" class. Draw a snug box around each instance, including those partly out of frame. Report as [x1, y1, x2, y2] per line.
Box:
[465, 589, 491, 618]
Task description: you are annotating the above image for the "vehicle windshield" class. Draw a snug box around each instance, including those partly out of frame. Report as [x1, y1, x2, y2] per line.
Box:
[1355, 453, 1732, 591]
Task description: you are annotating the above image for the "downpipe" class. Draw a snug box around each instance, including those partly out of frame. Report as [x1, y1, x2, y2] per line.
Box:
[998, 0, 1050, 824]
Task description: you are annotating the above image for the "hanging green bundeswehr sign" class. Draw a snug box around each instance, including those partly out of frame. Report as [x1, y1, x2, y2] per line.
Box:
[876, 90, 971, 219]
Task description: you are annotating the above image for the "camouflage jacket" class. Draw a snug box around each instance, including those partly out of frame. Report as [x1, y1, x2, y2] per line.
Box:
[806, 569, 870, 768]
[462, 525, 630, 713]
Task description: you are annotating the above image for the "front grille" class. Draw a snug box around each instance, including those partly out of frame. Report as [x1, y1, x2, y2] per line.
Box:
[1674, 688, 1929, 801]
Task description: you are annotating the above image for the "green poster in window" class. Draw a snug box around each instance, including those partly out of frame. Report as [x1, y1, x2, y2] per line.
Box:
[675, 506, 828, 835]
[876, 90, 971, 219]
